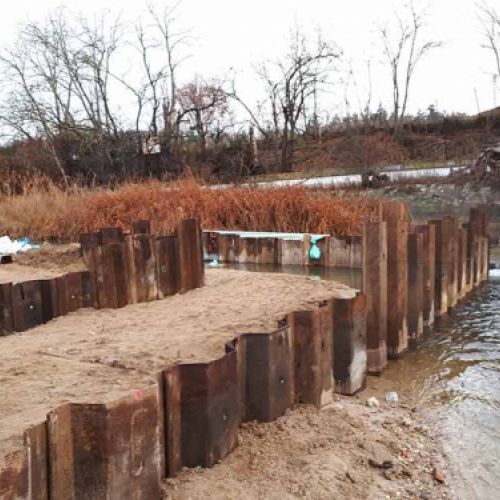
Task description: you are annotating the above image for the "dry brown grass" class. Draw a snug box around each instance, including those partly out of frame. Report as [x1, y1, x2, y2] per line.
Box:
[0, 177, 378, 242]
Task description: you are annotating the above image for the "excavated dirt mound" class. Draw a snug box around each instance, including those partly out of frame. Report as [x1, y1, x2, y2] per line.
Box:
[164, 399, 449, 500]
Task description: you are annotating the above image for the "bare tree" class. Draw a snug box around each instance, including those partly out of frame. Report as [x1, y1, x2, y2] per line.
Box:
[379, 1, 441, 132]
[0, 10, 125, 183]
[231, 27, 339, 173]
[478, 2, 500, 100]
[176, 78, 230, 157]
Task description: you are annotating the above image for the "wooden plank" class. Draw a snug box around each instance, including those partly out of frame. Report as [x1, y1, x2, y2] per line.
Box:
[238, 238, 259, 264]
[363, 222, 388, 374]
[333, 294, 367, 395]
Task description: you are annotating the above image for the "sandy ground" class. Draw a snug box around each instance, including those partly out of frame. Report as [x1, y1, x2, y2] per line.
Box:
[164, 396, 449, 500]
[1, 245, 451, 499]
[0, 267, 355, 457]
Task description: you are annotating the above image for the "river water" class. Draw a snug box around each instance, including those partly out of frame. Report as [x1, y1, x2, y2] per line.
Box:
[214, 259, 500, 499]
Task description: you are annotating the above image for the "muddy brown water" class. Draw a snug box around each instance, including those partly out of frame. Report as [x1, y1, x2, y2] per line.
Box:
[218, 258, 500, 499]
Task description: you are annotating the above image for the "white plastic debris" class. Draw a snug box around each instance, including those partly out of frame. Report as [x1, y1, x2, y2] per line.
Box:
[0, 236, 38, 256]
[385, 391, 399, 403]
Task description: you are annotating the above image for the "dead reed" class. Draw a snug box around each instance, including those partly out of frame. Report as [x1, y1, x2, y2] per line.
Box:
[0, 177, 378, 242]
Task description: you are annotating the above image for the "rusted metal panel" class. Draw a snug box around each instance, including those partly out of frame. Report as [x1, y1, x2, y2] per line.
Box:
[443, 216, 459, 309]
[176, 219, 204, 293]
[100, 227, 124, 245]
[417, 223, 436, 327]
[278, 239, 304, 266]
[0, 423, 48, 500]
[48, 387, 162, 499]
[333, 294, 367, 396]
[132, 235, 158, 302]
[95, 243, 117, 309]
[80, 232, 101, 270]
[382, 201, 409, 358]
[218, 234, 239, 263]
[238, 238, 259, 264]
[156, 236, 180, 299]
[0, 282, 13, 335]
[457, 227, 468, 300]
[363, 222, 388, 374]
[163, 353, 239, 477]
[56, 272, 83, 316]
[12, 281, 42, 332]
[258, 237, 278, 264]
[105, 386, 163, 499]
[288, 302, 333, 407]
[112, 243, 132, 307]
[81, 271, 97, 308]
[328, 236, 362, 269]
[237, 328, 294, 423]
[132, 220, 151, 235]
[99, 243, 129, 309]
[480, 235, 490, 282]
[124, 235, 137, 304]
[430, 219, 448, 316]
[407, 232, 424, 343]
[203, 232, 219, 261]
[39, 278, 59, 323]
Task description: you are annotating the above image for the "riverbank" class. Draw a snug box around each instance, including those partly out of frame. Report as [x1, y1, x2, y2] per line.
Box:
[164, 392, 449, 499]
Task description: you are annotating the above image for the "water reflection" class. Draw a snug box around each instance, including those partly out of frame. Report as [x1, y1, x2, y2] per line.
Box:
[210, 262, 363, 290]
[382, 279, 500, 499]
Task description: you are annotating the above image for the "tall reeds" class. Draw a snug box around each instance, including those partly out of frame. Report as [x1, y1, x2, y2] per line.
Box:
[0, 177, 378, 242]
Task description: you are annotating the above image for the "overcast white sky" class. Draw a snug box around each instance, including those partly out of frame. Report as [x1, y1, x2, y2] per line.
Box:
[1, 0, 498, 122]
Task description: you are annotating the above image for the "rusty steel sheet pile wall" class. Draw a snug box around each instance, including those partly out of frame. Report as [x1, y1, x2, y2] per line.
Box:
[407, 231, 424, 343]
[48, 385, 163, 500]
[416, 223, 436, 328]
[286, 302, 334, 408]
[0, 272, 95, 336]
[382, 201, 409, 359]
[0, 219, 204, 337]
[0, 209, 492, 499]
[362, 222, 388, 375]
[332, 294, 368, 396]
[203, 231, 362, 269]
